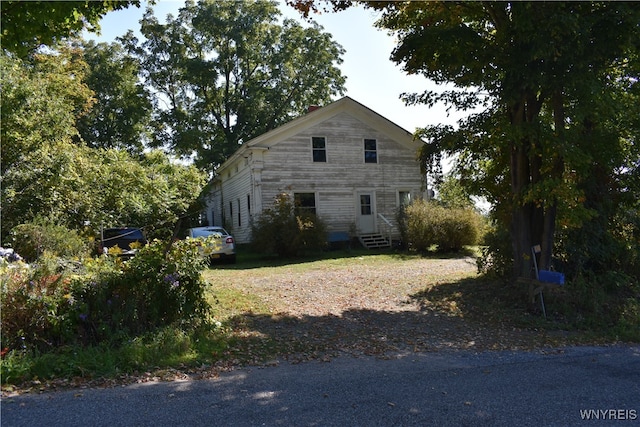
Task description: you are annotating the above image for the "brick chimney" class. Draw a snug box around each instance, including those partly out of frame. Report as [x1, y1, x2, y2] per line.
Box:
[307, 105, 320, 113]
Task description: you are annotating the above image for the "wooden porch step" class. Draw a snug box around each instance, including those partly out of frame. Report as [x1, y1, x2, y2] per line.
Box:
[358, 233, 391, 249]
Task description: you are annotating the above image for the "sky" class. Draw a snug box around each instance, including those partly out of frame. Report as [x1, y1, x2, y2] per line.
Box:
[87, 0, 470, 135]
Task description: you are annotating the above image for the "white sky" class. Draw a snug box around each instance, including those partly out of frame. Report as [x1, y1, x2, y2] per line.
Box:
[88, 0, 470, 135]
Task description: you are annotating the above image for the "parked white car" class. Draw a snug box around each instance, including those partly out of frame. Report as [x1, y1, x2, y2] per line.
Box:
[186, 226, 236, 264]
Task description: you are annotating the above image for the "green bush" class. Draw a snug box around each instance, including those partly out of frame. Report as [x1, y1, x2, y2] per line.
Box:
[0, 239, 212, 354]
[10, 218, 90, 262]
[477, 223, 513, 278]
[401, 200, 482, 253]
[0, 252, 84, 353]
[73, 239, 212, 342]
[251, 192, 327, 257]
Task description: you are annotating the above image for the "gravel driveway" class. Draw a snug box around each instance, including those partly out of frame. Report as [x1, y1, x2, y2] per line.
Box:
[210, 255, 563, 364]
[231, 256, 477, 316]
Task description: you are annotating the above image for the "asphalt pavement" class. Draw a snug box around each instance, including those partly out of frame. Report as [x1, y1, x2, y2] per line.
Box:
[2, 345, 639, 426]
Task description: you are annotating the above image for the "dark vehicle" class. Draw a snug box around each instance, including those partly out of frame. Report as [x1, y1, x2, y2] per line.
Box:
[99, 227, 147, 258]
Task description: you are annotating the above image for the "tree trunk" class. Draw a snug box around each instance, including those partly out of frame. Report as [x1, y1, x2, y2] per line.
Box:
[510, 142, 534, 278]
[540, 199, 557, 270]
[539, 91, 566, 269]
[508, 93, 544, 278]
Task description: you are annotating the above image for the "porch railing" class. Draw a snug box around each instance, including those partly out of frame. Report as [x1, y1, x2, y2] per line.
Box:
[377, 213, 395, 246]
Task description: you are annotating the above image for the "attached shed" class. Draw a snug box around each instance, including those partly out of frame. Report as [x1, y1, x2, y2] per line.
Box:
[203, 96, 427, 247]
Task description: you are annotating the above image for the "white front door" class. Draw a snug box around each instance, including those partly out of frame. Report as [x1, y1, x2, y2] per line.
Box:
[356, 192, 375, 234]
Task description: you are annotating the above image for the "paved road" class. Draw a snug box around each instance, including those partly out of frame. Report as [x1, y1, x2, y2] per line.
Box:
[2, 345, 639, 426]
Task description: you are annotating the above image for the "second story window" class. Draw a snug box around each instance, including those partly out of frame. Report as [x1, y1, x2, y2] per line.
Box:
[364, 139, 377, 163]
[312, 136, 326, 162]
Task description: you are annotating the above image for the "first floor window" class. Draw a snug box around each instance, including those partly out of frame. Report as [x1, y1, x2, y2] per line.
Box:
[399, 191, 411, 207]
[294, 192, 316, 216]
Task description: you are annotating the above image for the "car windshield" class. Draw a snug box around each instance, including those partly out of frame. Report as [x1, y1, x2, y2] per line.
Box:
[191, 228, 227, 238]
[104, 229, 144, 239]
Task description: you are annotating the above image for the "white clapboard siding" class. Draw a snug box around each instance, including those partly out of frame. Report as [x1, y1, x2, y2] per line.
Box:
[216, 159, 253, 243]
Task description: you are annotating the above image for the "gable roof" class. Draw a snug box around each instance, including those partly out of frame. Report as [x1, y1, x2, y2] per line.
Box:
[216, 96, 423, 175]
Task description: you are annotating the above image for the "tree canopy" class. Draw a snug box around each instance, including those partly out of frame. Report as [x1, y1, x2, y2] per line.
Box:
[1, 142, 205, 240]
[1, 1, 141, 57]
[381, 1, 640, 278]
[122, 0, 346, 172]
[1, 49, 204, 242]
[75, 40, 153, 154]
[1, 46, 93, 175]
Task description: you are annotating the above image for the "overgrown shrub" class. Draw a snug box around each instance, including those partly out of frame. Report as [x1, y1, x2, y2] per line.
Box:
[477, 223, 513, 278]
[0, 239, 212, 353]
[73, 239, 211, 342]
[476, 207, 639, 339]
[527, 202, 640, 337]
[0, 252, 87, 352]
[251, 192, 327, 257]
[401, 199, 482, 253]
[10, 218, 90, 262]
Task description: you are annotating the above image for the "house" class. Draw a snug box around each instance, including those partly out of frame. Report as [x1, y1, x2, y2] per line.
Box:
[203, 96, 427, 248]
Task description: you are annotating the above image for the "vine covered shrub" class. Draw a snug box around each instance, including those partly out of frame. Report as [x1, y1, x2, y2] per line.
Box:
[401, 199, 482, 253]
[10, 218, 90, 262]
[1, 239, 212, 353]
[0, 252, 91, 352]
[252, 192, 327, 257]
[74, 239, 211, 342]
[476, 223, 513, 278]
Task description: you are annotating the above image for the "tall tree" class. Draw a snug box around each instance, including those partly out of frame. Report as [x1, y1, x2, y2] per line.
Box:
[388, 2, 639, 278]
[1, 48, 204, 242]
[1, 1, 141, 57]
[436, 174, 475, 210]
[76, 40, 153, 154]
[1, 47, 94, 175]
[122, 0, 346, 172]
